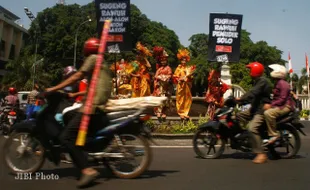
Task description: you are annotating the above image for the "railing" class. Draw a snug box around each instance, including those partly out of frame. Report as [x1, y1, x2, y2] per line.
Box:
[297, 95, 310, 110]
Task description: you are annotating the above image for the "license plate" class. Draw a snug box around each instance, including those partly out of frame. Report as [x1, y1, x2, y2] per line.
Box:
[8, 116, 16, 119]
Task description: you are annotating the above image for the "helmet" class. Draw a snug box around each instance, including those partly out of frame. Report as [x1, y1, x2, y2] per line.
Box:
[63, 66, 77, 78]
[268, 64, 287, 79]
[246, 62, 264, 77]
[8, 87, 17, 95]
[84, 38, 99, 56]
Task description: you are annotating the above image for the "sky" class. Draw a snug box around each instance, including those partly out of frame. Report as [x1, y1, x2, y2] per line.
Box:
[2, 0, 310, 75]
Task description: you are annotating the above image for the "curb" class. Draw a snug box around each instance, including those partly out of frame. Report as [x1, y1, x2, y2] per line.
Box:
[151, 121, 309, 140]
[151, 133, 194, 140]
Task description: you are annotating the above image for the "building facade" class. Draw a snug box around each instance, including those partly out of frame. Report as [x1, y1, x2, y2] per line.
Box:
[0, 6, 28, 76]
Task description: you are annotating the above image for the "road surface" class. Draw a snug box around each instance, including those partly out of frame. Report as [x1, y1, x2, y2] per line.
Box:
[0, 126, 309, 190]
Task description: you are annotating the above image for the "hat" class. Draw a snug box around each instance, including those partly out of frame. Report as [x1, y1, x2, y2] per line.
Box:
[153, 46, 169, 62]
[177, 48, 190, 62]
[136, 42, 152, 57]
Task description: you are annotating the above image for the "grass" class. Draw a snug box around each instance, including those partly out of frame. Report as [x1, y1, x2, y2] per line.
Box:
[145, 114, 210, 134]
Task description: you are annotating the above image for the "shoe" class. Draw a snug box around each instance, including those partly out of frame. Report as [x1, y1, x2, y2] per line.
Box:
[252, 153, 267, 164]
[60, 153, 72, 164]
[268, 136, 280, 145]
[77, 171, 100, 188]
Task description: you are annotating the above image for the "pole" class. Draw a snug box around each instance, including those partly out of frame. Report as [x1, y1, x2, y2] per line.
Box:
[33, 30, 38, 87]
[308, 78, 310, 112]
[73, 31, 78, 68]
[114, 54, 118, 95]
[73, 19, 91, 68]
[75, 20, 111, 146]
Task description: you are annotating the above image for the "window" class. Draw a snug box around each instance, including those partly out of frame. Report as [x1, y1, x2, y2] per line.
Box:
[9, 44, 15, 59]
[0, 40, 5, 58]
[22, 94, 28, 101]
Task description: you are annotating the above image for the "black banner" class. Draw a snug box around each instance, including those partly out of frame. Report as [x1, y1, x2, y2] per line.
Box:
[95, 0, 131, 53]
[207, 13, 243, 63]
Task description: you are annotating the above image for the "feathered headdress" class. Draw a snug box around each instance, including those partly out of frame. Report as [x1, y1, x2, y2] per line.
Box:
[153, 46, 169, 62]
[126, 61, 140, 74]
[136, 42, 152, 57]
[177, 48, 190, 62]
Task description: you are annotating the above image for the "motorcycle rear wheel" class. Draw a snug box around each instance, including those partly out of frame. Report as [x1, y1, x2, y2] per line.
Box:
[270, 126, 301, 159]
[3, 132, 45, 174]
[193, 128, 226, 159]
[105, 134, 152, 179]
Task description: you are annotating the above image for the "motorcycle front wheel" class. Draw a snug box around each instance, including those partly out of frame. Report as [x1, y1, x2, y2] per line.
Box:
[104, 134, 152, 179]
[3, 132, 45, 174]
[193, 128, 226, 159]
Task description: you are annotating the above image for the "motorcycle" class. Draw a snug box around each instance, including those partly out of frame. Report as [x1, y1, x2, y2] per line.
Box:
[3, 91, 166, 179]
[0, 99, 25, 135]
[193, 96, 306, 159]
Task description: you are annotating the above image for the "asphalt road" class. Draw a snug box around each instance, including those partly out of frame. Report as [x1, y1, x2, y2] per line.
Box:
[0, 126, 310, 190]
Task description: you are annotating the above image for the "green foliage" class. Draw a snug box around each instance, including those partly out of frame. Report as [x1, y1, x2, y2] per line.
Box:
[189, 33, 208, 58]
[4, 2, 290, 90]
[188, 29, 286, 91]
[1, 53, 54, 90]
[170, 121, 198, 134]
[150, 115, 210, 134]
[300, 110, 309, 118]
[18, 3, 182, 86]
[197, 114, 210, 126]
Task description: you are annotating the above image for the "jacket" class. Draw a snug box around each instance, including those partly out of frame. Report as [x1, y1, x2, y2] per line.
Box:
[239, 77, 272, 114]
[271, 79, 295, 110]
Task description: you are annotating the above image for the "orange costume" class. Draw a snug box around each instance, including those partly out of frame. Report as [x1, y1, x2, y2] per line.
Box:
[173, 49, 196, 120]
[153, 46, 172, 121]
[130, 42, 152, 97]
[205, 70, 230, 120]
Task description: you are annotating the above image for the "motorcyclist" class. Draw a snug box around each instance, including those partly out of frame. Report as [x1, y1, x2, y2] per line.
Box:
[62, 66, 79, 99]
[264, 64, 295, 144]
[235, 62, 272, 164]
[46, 37, 112, 187]
[4, 87, 19, 107]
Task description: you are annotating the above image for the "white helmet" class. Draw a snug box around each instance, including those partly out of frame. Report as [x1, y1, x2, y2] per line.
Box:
[268, 64, 287, 79]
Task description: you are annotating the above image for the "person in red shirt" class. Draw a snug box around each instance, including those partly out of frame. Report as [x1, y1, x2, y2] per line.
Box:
[74, 78, 88, 102]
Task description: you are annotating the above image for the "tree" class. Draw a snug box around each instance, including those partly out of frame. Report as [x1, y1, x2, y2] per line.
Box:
[188, 30, 286, 91]
[188, 33, 208, 58]
[22, 3, 182, 85]
[1, 54, 53, 91]
[297, 68, 308, 93]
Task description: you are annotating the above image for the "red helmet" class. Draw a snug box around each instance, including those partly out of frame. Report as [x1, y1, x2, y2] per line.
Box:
[8, 87, 17, 95]
[84, 38, 99, 56]
[63, 66, 77, 78]
[246, 62, 264, 77]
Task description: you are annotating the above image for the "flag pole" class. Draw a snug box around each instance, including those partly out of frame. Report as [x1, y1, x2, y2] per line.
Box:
[307, 78, 310, 116]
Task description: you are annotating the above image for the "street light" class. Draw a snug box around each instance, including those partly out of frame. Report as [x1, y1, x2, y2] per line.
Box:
[73, 18, 92, 68]
[24, 7, 39, 88]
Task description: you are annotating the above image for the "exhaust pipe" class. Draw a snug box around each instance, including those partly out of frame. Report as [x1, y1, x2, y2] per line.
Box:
[88, 152, 125, 159]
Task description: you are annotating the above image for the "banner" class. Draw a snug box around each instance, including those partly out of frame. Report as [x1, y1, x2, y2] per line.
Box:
[207, 13, 243, 63]
[95, 0, 131, 53]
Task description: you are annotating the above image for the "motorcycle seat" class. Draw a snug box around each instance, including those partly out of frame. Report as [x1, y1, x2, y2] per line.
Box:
[107, 110, 139, 121]
[276, 111, 294, 124]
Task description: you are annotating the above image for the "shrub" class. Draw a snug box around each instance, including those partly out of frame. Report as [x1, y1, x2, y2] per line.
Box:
[300, 110, 309, 118]
[170, 121, 198, 134]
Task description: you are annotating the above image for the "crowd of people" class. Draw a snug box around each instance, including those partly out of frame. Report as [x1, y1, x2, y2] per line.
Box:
[110, 42, 230, 122]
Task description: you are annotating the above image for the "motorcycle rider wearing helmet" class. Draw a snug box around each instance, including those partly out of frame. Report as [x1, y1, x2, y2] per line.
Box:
[46, 38, 112, 187]
[264, 64, 295, 144]
[63, 66, 89, 101]
[0, 87, 19, 122]
[235, 62, 272, 164]
[5, 87, 19, 107]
